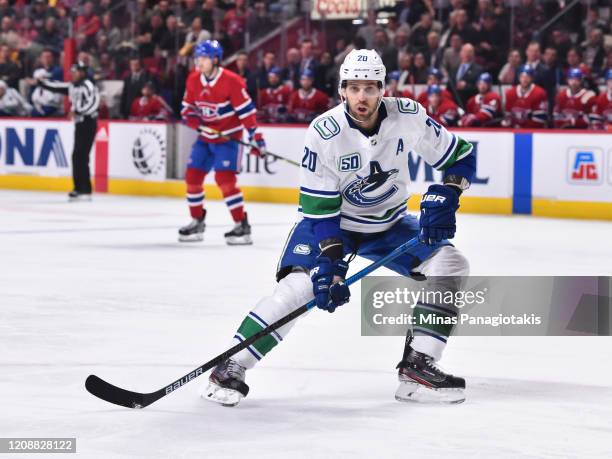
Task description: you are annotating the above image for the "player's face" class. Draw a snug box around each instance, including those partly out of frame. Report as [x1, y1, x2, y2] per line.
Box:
[428, 93, 441, 107]
[519, 73, 532, 88]
[477, 81, 489, 94]
[196, 56, 214, 75]
[343, 80, 382, 122]
[300, 76, 313, 90]
[567, 77, 580, 92]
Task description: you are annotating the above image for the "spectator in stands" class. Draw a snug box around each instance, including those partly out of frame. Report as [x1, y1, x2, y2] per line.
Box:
[159, 15, 183, 55]
[385, 70, 413, 98]
[258, 66, 291, 123]
[498, 48, 521, 85]
[37, 49, 62, 81]
[0, 16, 20, 51]
[34, 17, 62, 55]
[75, 1, 100, 50]
[459, 72, 501, 126]
[386, 29, 410, 72]
[201, 0, 223, 38]
[549, 28, 572, 67]
[396, 0, 427, 27]
[416, 67, 452, 105]
[453, 43, 482, 105]
[235, 51, 257, 100]
[542, 46, 562, 89]
[30, 68, 63, 117]
[374, 29, 395, 70]
[222, 0, 249, 53]
[254, 51, 276, 91]
[581, 9, 608, 44]
[97, 13, 122, 56]
[120, 57, 157, 118]
[288, 69, 329, 123]
[409, 12, 441, 53]
[449, 9, 478, 47]
[397, 53, 414, 93]
[513, 0, 544, 51]
[590, 69, 612, 130]
[581, 28, 605, 77]
[0, 0, 15, 20]
[503, 65, 548, 128]
[0, 80, 31, 116]
[564, 47, 588, 81]
[28, 0, 57, 31]
[129, 81, 172, 121]
[154, 1, 173, 23]
[282, 47, 301, 89]
[314, 51, 336, 97]
[299, 39, 317, 75]
[95, 52, 118, 80]
[553, 68, 596, 129]
[412, 52, 429, 84]
[181, 17, 211, 57]
[138, 14, 166, 59]
[356, 10, 379, 49]
[424, 84, 460, 126]
[424, 31, 443, 69]
[181, 0, 200, 29]
[441, 33, 462, 81]
[476, 13, 507, 75]
[248, 1, 274, 41]
[0, 44, 19, 89]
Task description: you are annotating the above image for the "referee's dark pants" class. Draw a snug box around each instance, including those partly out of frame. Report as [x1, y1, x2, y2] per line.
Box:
[72, 116, 97, 194]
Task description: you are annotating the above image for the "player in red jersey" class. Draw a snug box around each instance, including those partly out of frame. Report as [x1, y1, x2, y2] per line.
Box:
[258, 67, 292, 123]
[129, 81, 172, 121]
[385, 71, 414, 98]
[179, 40, 266, 245]
[553, 68, 597, 129]
[590, 69, 612, 130]
[424, 84, 462, 127]
[503, 65, 548, 128]
[459, 73, 502, 127]
[287, 69, 330, 123]
[416, 68, 453, 106]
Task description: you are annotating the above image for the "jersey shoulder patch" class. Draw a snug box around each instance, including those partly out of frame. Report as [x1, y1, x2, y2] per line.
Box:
[312, 115, 341, 140]
[396, 98, 419, 114]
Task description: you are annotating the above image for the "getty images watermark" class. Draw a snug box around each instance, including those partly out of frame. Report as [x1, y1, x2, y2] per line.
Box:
[361, 276, 612, 337]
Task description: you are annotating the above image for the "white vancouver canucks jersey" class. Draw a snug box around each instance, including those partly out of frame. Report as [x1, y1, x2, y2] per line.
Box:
[298, 97, 473, 233]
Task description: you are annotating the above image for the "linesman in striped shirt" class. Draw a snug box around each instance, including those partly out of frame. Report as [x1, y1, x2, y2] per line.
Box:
[37, 62, 100, 201]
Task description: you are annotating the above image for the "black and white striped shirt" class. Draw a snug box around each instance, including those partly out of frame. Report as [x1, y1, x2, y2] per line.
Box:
[39, 78, 100, 121]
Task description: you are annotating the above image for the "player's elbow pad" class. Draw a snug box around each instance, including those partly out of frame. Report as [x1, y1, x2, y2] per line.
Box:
[443, 151, 476, 184]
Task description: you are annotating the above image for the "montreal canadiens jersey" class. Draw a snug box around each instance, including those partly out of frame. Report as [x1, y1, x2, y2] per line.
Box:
[591, 91, 612, 130]
[299, 97, 473, 233]
[181, 68, 257, 143]
[553, 88, 597, 129]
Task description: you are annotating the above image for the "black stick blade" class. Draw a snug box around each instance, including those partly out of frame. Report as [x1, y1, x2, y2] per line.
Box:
[85, 375, 149, 409]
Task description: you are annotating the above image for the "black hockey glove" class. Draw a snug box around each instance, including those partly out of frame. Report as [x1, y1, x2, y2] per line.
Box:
[419, 184, 459, 245]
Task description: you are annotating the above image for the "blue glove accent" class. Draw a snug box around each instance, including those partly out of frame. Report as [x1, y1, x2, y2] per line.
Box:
[310, 257, 350, 313]
[419, 184, 459, 245]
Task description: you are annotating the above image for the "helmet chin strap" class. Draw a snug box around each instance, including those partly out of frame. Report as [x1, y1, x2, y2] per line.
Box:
[340, 90, 384, 125]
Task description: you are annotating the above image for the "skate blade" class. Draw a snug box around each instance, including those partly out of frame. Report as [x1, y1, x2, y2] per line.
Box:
[178, 233, 204, 242]
[201, 381, 243, 407]
[68, 195, 92, 202]
[225, 235, 253, 245]
[395, 379, 465, 404]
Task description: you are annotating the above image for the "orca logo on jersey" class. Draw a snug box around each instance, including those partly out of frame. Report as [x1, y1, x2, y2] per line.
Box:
[342, 161, 399, 207]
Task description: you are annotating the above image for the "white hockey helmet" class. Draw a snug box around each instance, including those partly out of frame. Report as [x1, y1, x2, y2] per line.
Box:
[338, 49, 386, 94]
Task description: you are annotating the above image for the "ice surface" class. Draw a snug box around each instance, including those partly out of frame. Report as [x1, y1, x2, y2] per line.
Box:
[1, 190, 611, 458]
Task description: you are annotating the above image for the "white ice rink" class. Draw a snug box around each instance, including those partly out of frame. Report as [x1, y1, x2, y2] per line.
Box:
[1, 190, 612, 458]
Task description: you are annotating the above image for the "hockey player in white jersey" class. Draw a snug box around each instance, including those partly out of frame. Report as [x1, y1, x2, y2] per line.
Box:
[204, 49, 476, 406]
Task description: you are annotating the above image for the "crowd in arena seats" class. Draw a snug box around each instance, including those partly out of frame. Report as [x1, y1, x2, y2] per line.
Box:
[0, 0, 609, 129]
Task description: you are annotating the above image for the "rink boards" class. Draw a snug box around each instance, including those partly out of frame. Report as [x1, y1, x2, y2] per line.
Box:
[0, 118, 610, 220]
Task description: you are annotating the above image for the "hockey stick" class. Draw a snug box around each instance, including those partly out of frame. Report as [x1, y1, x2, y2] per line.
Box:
[85, 236, 421, 409]
[198, 125, 301, 167]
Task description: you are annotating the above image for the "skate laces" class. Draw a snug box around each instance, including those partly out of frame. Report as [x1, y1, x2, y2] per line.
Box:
[225, 359, 246, 381]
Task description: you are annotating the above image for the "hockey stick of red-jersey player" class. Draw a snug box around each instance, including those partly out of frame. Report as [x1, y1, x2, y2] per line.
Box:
[85, 237, 421, 409]
[197, 125, 301, 167]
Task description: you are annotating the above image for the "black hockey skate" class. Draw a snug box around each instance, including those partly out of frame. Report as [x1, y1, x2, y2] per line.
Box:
[224, 213, 252, 245]
[203, 359, 249, 407]
[178, 216, 205, 242]
[395, 345, 465, 404]
[68, 191, 92, 202]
